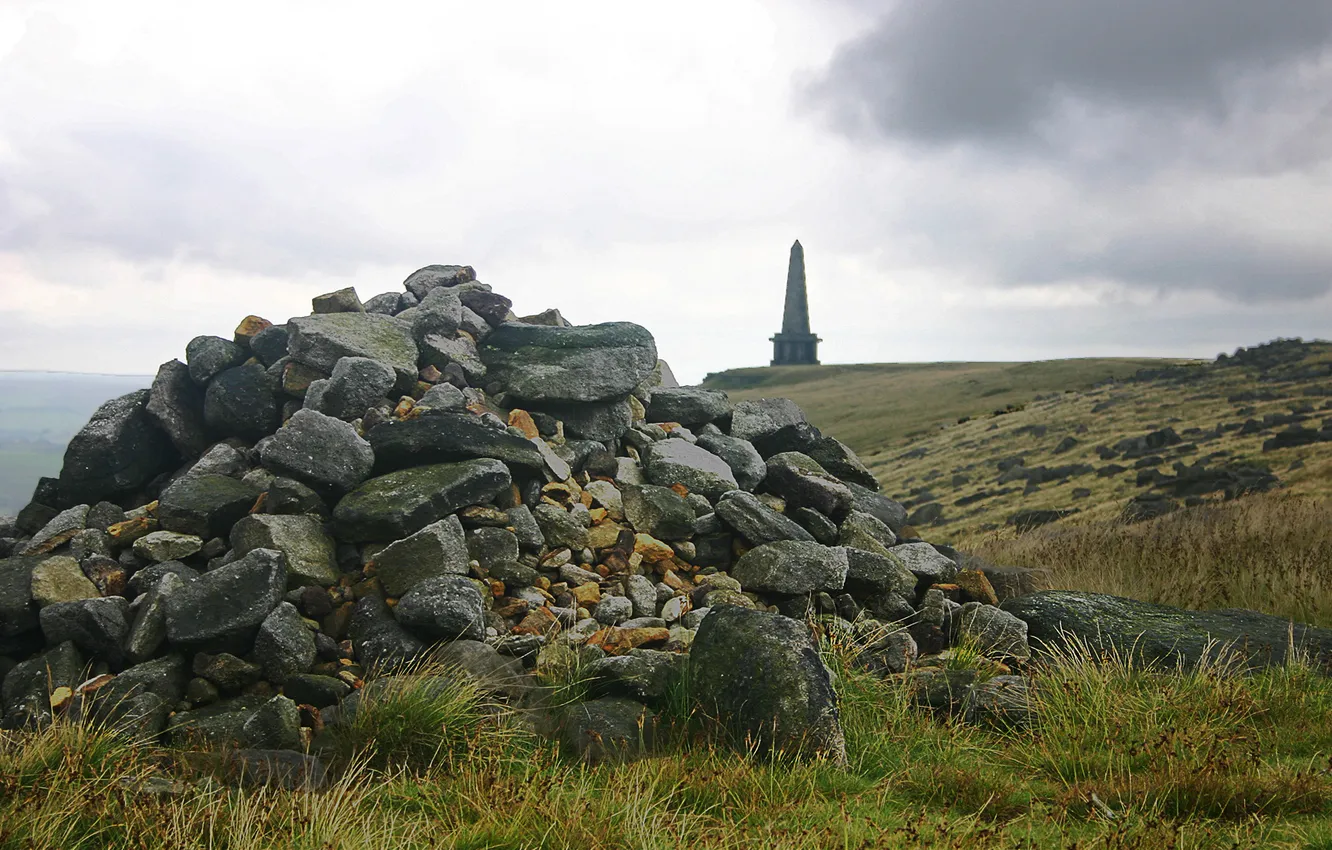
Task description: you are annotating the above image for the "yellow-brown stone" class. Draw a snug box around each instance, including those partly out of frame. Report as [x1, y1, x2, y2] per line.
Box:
[514, 605, 560, 636]
[508, 409, 540, 439]
[587, 626, 670, 655]
[587, 522, 627, 550]
[571, 583, 602, 606]
[953, 570, 1000, 606]
[107, 516, 157, 546]
[234, 315, 272, 343]
[633, 533, 674, 563]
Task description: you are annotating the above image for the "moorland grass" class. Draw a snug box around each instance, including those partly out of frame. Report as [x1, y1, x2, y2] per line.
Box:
[3, 632, 1331, 849]
[966, 491, 1332, 628]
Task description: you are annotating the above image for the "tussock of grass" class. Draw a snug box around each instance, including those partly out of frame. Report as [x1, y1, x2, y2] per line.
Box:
[968, 492, 1332, 627]
[2, 636, 1331, 847]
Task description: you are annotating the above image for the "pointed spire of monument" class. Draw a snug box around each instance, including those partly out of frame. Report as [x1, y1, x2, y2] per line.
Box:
[770, 239, 821, 366]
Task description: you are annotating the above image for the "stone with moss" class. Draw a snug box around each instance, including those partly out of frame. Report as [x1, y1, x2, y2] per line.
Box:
[332, 459, 511, 543]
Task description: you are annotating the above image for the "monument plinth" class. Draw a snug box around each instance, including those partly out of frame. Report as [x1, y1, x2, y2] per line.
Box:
[770, 240, 820, 366]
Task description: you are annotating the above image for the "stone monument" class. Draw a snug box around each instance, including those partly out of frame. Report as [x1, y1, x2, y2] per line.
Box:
[770, 240, 820, 366]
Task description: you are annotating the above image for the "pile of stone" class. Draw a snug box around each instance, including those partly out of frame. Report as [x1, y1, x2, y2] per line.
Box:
[1, 265, 1328, 771]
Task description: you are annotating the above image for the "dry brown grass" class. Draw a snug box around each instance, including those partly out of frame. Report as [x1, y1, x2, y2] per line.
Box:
[965, 491, 1332, 628]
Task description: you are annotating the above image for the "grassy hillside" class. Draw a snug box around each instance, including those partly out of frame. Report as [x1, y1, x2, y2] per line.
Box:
[705, 340, 1332, 543]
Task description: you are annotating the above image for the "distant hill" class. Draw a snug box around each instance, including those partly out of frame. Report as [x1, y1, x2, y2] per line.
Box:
[704, 341, 1332, 541]
[0, 372, 151, 514]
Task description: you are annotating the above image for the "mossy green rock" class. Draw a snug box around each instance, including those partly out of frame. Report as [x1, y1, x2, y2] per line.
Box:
[691, 606, 846, 763]
[480, 322, 657, 403]
[333, 459, 512, 542]
[158, 474, 261, 539]
[287, 313, 420, 395]
[1002, 590, 1332, 672]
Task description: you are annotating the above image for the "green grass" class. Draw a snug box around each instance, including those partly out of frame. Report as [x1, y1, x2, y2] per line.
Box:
[3, 636, 1331, 849]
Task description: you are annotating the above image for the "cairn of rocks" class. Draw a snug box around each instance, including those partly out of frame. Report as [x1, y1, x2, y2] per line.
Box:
[2, 265, 1329, 772]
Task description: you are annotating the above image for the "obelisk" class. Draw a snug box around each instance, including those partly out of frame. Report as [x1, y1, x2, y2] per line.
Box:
[770, 240, 821, 365]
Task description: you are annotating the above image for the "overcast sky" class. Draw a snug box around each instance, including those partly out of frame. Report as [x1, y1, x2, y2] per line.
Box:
[2, 1, 1331, 384]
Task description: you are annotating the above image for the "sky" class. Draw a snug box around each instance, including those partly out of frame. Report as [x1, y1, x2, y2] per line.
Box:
[2, 1, 1331, 384]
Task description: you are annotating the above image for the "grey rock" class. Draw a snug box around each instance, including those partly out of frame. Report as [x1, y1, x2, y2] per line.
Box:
[728, 398, 821, 458]
[164, 547, 286, 654]
[57, 390, 178, 507]
[646, 387, 731, 425]
[843, 548, 916, 597]
[626, 574, 658, 619]
[416, 383, 466, 412]
[403, 264, 475, 300]
[146, 360, 210, 457]
[533, 504, 589, 551]
[762, 453, 853, 520]
[563, 697, 658, 765]
[891, 542, 957, 585]
[467, 527, 519, 570]
[393, 575, 485, 641]
[126, 561, 196, 599]
[125, 572, 185, 665]
[186, 335, 247, 385]
[282, 673, 351, 708]
[1002, 591, 1332, 672]
[204, 363, 281, 441]
[411, 288, 463, 343]
[302, 357, 396, 421]
[312, 287, 366, 314]
[954, 602, 1030, 660]
[847, 483, 908, 536]
[194, 652, 263, 692]
[39, 596, 130, 669]
[348, 594, 424, 671]
[642, 440, 738, 500]
[731, 541, 848, 595]
[241, 695, 302, 750]
[622, 485, 695, 541]
[692, 606, 845, 763]
[532, 398, 634, 442]
[250, 325, 290, 368]
[421, 333, 487, 383]
[253, 602, 316, 684]
[839, 510, 898, 551]
[594, 595, 633, 626]
[855, 627, 918, 676]
[133, 531, 203, 562]
[458, 289, 513, 327]
[2, 642, 83, 729]
[614, 457, 648, 486]
[29, 555, 98, 608]
[333, 459, 511, 543]
[371, 515, 469, 596]
[165, 695, 268, 748]
[714, 491, 814, 545]
[187, 443, 249, 478]
[264, 477, 328, 517]
[806, 436, 880, 491]
[158, 473, 261, 539]
[363, 292, 401, 315]
[585, 649, 682, 701]
[505, 506, 545, 554]
[695, 434, 766, 492]
[434, 639, 533, 701]
[231, 514, 339, 588]
[368, 412, 543, 474]
[85, 502, 128, 532]
[287, 313, 420, 395]
[21, 505, 89, 556]
[962, 675, 1032, 730]
[259, 409, 374, 496]
[480, 322, 658, 403]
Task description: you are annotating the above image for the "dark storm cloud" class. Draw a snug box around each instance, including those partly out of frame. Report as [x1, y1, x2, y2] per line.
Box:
[805, 0, 1332, 148]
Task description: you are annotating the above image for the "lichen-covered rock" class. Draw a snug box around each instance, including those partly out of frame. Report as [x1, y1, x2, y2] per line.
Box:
[393, 575, 485, 641]
[39, 596, 130, 669]
[303, 356, 396, 421]
[133, 530, 203, 562]
[164, 548, 287, 654]
[846, 483, 908, 535]
[20, 505, 90, 557]
[728, 398, 821, 458]
[695, 434, 766, 492]
[204, 363, 281, 441]
[333, 460, 511, 542]
[370, 515, 469, 596]
[30, 555, 98, 606]
[622, 485, 695, 542]
[563, 697, 658, 765]
[731, 541, 848, 595]
[259, 409, 374, 497]
[57, 390, 177, 508]
[531, 398, 634, 442]
[806, 436, 879, 491]
[481, 322, 657, 403]
[146, 359, 210, 457]
[367, 412, 543, 474]
[691, 606, 845, 763]
[532, 504, 589, 551]
[645, 387, 731, 425]
[762, 452, 853, 520]
[253, 602, 316, 684]
[891, 542, 957, 586]
[231, 514, 338, 588]
[642, 440, 738, 501]
[157, 474, 261, 539]
[186, 335, 247, 385]
[714, 491, 813, 545]
[287, 313, 420, 395]
[953, 602, 1030, 660]
[1003, 591, 1332, 672]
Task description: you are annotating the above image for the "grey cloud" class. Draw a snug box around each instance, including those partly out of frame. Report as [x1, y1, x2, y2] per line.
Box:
[804, 0, 1332, 148]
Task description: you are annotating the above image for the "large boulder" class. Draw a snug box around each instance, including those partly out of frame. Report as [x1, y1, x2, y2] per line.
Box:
[695, 434, 766, 492]
[258, 409, 374, 496]
[204, 363, 281, 441]
[332, 459, 512, 542]
[762, 452, 853, 520]
[847, 484, 908, 536]
[891, 543, 957, 586]
[714, 491, 814, 545]
[806, 436, 879, 491]
[367, 413, 544, 474]
[393, 575, 485, 641]
[57, 390, 177, 507]
[231, 515, 338, 587]
[731, 541, 848, 595]
[622, 485, 695, 541]
[645, 387, 731, 425]
[253, 602, 316, 684]
[1002, 591, 1332, 672]
[642, 440, 738, 501]
[691, 606, 845, 763]
[186, 335, 247, 384]
[303, 356, 396, 421]
[287, 313, 420, 395]
[157, 474, 261, 539]
[369, 515, 469, 597]
[39, 597, 130, 669]
[145, 359, 210, 457]
[728, 398, 821, 458]
[530, 398, 634, 442]
[480, 322, 657, 403]
[163, 548, 287, 654]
